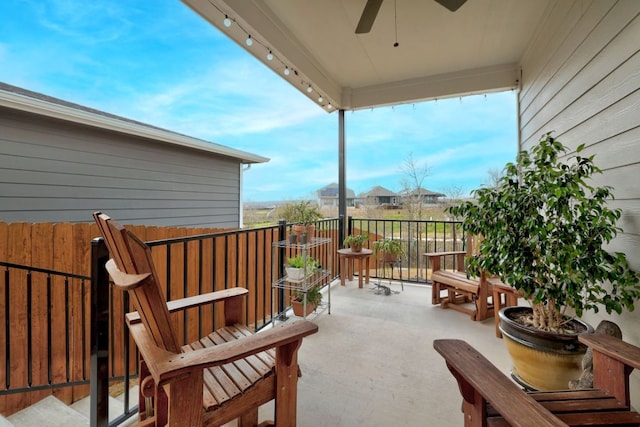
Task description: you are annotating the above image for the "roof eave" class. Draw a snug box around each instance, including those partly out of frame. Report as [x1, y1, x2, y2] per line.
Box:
[344, 63, 520, 110]
[0, 86, 269, 164]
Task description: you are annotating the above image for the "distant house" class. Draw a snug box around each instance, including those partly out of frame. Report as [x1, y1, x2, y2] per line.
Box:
[317, 183, 355, 207]
[360, 186, 400, 207]
[0, 83, 268, 227]
[400, 187, 445, 205]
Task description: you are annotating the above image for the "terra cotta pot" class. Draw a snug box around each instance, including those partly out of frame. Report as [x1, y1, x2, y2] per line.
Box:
[292, 299, 317, 317]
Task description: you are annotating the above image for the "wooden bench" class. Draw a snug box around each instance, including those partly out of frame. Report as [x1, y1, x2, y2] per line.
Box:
[425, 233, 519, 326]
[434, 335, 640, 427]
[425, 249, 495, 321]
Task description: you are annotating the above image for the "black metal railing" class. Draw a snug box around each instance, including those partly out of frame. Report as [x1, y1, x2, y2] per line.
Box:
[347, 217, 464, 282]
[1, 216, 460, 426]
[0, 262, 92, 394]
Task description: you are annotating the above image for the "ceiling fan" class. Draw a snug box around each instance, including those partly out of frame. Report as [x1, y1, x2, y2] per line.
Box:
[355, 0, 468, 34]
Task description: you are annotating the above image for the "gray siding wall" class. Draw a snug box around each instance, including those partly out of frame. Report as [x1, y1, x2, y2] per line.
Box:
[0, 108, 242, 228]
[518, 0, 640, 402]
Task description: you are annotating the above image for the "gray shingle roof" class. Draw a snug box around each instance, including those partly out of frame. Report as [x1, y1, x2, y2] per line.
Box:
[0, 82, 268, 164]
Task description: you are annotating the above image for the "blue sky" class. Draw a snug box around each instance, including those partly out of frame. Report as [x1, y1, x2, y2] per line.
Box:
[0, 0, 518, 202]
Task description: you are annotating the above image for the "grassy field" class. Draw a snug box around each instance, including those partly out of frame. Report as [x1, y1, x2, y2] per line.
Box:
[242, 204, 453, 228]
[242, 203, 460, 283]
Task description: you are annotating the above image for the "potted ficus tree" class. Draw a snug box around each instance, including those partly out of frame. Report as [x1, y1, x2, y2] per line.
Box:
[448, 133, 640, 390]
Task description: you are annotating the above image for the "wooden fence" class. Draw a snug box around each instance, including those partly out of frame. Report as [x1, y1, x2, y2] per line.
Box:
[0, 221, 231, 415]
[1, 217, 454, 417]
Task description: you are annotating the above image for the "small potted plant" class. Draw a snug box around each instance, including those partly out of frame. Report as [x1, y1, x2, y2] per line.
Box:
[299, 229, 309, 244]
[343, 233, 369, 252]
[285, 255, 318, 282]
[289, 201, 322, 240]
[448, 132, 640, 390]
[372, 238, 405, 262]
[288, 225, 298, 244]
[291, 285, 322, 317]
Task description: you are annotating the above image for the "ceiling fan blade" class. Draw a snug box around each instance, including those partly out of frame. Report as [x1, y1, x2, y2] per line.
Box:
[355, 0, 383, 34]
[434, 0, 467, 12]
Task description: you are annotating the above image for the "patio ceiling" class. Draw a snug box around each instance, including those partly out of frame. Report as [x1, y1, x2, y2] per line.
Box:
[182, 0, 553, 111]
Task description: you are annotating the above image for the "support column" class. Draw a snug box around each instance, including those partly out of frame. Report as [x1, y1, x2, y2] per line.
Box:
[90, 238, 110, 427]
[338, 109, 346, 245]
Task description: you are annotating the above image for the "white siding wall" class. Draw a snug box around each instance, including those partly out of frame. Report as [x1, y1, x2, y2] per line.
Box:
[0, 108, 242, 227]
[519, 0, 640, 404]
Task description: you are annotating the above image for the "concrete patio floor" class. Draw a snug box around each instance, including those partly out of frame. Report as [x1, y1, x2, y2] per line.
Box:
[109, 276, 514, 427]
[250, 277, 515, 426]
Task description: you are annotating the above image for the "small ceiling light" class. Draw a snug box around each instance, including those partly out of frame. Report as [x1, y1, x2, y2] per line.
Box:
[306, 85, 313, 93]
[327, 103, 333, 110]
[266, 50, 273, 61]
[245, 35, 253, 46]
[223, 15, 232, 27]
[318, 96, 323, 103]
[283, 67, 290, 76]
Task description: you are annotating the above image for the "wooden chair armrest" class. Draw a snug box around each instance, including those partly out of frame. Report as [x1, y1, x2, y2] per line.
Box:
[423, 251, 467, 258]
[126, 288, 248, 325]
[579, 333, 640, 371]
[579, 333, 640, 406]
[105, 259, 152, 290]
[145, 321, 319, 386]
[167, 288, 248, 313]
[433, 339, 567, 427]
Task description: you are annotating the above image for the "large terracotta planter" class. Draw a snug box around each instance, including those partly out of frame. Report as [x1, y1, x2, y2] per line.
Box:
[499, 306, 593, 391]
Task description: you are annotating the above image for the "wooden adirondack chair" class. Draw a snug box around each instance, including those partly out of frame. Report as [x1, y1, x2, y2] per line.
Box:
[434, 335, 640, 426]
[93, 212, 319, 427]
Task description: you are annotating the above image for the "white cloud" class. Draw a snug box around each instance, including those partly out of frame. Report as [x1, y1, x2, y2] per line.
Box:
[105, 55, 329, 142]
[28, 0, 133, 43]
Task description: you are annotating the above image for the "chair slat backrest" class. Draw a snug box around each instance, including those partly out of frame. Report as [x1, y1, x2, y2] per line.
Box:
[94, 212, 181, 353]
